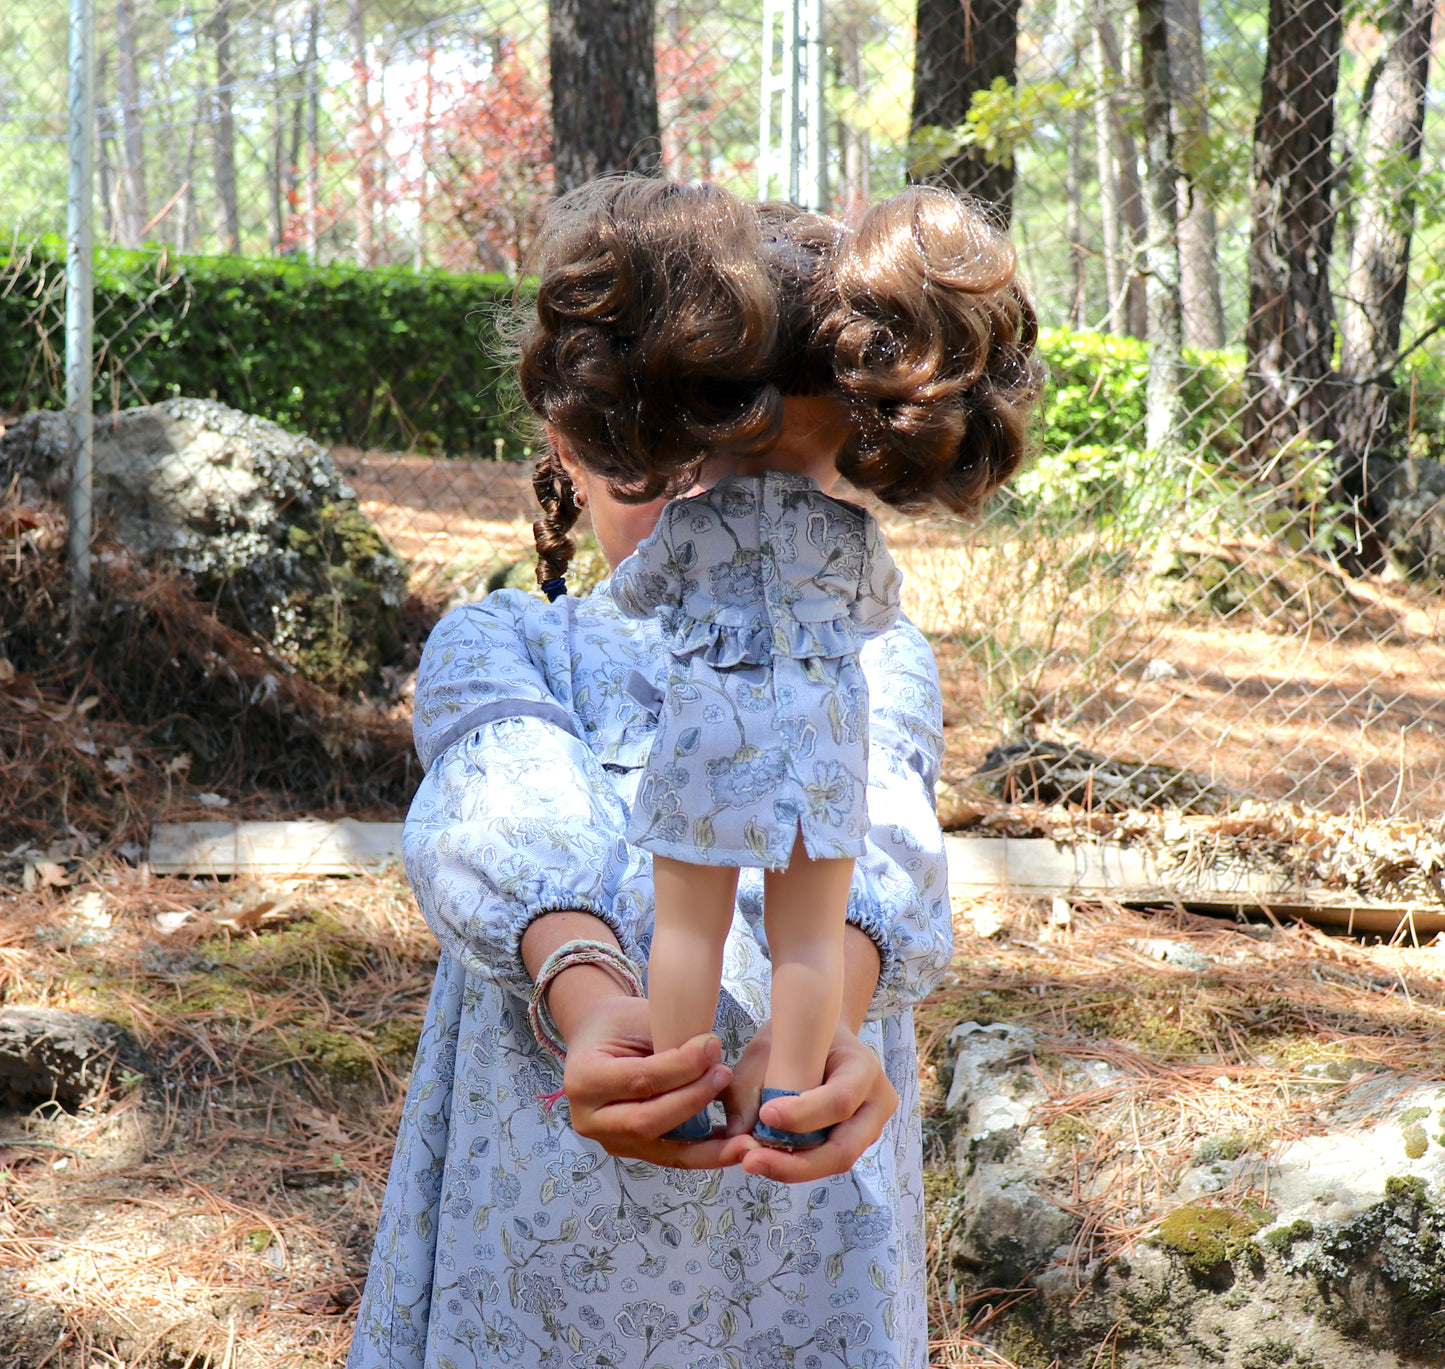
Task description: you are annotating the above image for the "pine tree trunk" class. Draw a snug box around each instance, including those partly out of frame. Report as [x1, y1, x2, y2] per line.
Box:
[1068, 96, 1086, 327]
[1096, 8, 1147, 338]
[1138, 0, 1185, 453]
[1334, 0, 1435, 555]
[210, 0, 241, 254]
[1243, 0, 1342, 468]
[96, 49, 117, 244]
[349, 0, 375, 266]
[1166, 0, 1225, 347]
[910, 0, 1021, 222]
[549, 0, 661, 195]
[116, 0, 148, 247]
[1093, 23, 1125, 333]
[1115, 11, 1149, 339]
[305, 0, 321, 258]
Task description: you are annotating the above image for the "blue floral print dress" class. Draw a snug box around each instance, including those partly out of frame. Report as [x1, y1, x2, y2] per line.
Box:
[610, 473, 902, 869]
[346, 583, 952, 1369]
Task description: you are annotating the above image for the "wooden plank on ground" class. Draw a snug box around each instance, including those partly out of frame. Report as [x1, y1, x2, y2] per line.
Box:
[943, 835, 1445, 936]
[149, 820, 404, 876]
[146, 824, 1443, 936]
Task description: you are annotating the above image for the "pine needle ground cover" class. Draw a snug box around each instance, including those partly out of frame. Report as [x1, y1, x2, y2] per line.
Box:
[4, 874, 1445, 1366]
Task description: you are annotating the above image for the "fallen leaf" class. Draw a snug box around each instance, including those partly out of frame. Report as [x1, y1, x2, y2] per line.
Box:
[214, 894, 299, 930]
[0, 508, 42, 537]
[295, 1108, 350, 1145]
[154, 911, 197, 935]
[32, 861, 70, 889]
[0, 659, 14, 684]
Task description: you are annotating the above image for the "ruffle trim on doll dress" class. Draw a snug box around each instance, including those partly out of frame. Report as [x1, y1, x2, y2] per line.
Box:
[658, 611, 859, 668]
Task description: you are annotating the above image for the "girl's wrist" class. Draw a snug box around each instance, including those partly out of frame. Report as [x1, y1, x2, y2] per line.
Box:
[522, 914, 642, 1056]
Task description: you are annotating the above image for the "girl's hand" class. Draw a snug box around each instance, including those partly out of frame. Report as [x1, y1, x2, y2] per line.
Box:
[562, 995, 753, 1168]
[719, 1019, 899, 1182]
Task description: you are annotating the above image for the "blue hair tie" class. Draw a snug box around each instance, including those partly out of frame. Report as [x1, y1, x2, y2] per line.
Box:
[541, 577, 567, 602]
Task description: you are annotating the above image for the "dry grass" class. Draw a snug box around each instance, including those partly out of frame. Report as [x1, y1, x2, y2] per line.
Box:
[6, 866, 1442, 1366]
[344, 452, 1445, 823]
[0, 865, 436, 1368]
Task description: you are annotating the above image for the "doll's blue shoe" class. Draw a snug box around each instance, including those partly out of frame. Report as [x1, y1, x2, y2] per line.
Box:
[752, 1088, 831, 1151]
[664, 1108, 715, 1142]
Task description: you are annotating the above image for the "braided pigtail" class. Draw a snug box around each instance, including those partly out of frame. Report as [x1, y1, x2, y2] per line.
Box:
[532, 447, 581, 598]
[820, 186, 1045, 515]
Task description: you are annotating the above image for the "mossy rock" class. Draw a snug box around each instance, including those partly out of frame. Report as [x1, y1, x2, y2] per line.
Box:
[1154, 1203, 1265, 1276]
[0, 400, 408, 692]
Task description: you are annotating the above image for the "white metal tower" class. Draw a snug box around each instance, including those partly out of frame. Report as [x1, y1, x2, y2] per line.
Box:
[758, 0, 826, 209]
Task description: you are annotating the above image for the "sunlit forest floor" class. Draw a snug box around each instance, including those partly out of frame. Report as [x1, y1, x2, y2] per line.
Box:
[346, 450, 1445, 821]
[5, 870, 1445, 1367]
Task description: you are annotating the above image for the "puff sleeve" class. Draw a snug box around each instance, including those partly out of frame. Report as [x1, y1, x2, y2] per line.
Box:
[403, 593, 652, 1000]
[849, 513, 903, 640]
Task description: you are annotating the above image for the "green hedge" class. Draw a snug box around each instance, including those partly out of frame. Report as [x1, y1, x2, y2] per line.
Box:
[3, 247, 1255, 466]
[0, 242, 522, 455]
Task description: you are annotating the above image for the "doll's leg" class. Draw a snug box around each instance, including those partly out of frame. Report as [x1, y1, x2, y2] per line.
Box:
[649, 855, 739, 1054]
[760, 837, 854, 1095]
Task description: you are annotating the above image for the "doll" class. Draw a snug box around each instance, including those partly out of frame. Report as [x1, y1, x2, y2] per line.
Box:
[518, 177, 1044, 1149]
[610, 454, 901, 1147]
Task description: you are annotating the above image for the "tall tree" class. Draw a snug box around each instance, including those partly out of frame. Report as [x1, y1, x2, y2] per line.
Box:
[1334, 0, 1436, 552]
[909, 0, 1021, 220]
[116, 0, 149, 246]
[210, 0, 241, 253]
[350, 0, 377, 266]
[1166, 0, 1225, 347]
[1243, 0, 1342, 468]
[1093, 7, 1147, 337]
[549, 0, 661, 194]
[1138, 0, 1185, 452]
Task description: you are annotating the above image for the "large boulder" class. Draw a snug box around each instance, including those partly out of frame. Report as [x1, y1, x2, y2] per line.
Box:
[0, 399, 407, 691]
[943, 1021, 1445, 1367]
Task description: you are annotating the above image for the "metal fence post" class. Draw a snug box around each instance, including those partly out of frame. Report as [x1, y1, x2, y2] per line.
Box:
[66, 0, 95, 637]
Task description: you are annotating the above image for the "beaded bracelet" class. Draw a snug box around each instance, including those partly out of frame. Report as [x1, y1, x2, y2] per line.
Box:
[527, 938, 645, 1063]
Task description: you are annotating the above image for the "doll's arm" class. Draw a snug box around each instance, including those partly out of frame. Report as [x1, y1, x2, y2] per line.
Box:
[405, 594, 652, 998]
[849, 514, 903, 640]
[609, 513, 681, 620]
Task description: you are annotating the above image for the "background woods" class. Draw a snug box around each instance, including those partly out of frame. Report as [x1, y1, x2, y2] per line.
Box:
[2, 0, 1445, 828]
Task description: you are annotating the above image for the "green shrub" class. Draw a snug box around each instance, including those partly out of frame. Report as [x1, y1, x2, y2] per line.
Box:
[1036, 326, 1245, 457]
[0, 240, 522, 455]
[997, 328, 1251, 537]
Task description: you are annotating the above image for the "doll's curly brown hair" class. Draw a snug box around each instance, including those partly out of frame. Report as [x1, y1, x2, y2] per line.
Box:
[519, 179, 1042, 585]
[519, 178, 783, 493]
[820, 186, 1044, 516]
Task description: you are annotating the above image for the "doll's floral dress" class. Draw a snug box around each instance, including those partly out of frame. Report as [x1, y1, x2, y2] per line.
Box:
[610, 472, 901, 869]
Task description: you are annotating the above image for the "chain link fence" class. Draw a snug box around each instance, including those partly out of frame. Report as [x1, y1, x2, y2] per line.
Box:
[3, 0, 1444, 825]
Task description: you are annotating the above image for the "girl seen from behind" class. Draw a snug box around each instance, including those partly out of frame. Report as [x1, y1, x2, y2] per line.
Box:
[347, 177, 1041, 1369]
